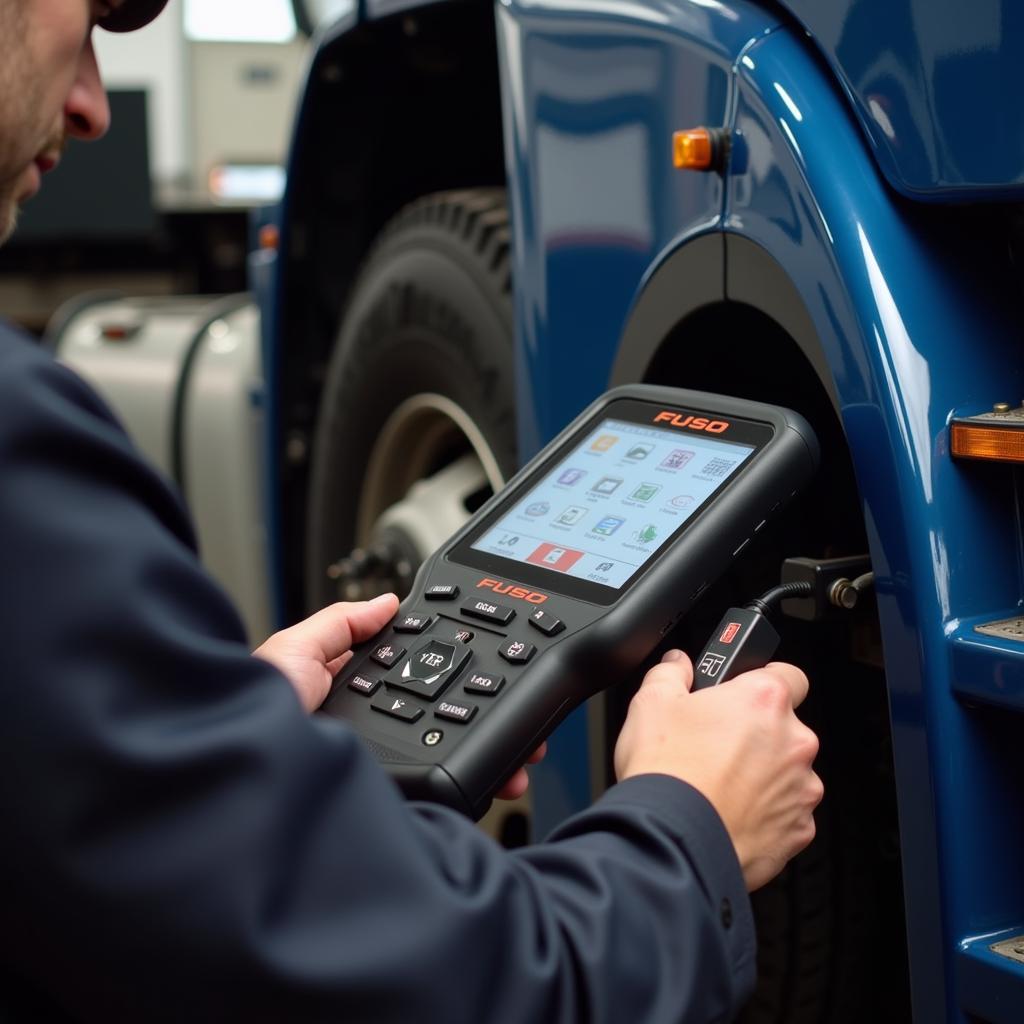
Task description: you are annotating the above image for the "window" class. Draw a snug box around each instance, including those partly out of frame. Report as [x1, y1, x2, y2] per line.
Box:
[184, 0, 297, 43]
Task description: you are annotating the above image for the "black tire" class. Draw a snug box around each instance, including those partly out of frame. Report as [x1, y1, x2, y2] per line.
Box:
[306, 189, 516, 610]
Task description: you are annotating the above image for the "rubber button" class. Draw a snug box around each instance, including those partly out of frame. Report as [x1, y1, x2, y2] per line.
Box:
[461, 599, 516, 626]
[527, 609, 565, 636]
[386, 641, 471, 700]
[425, 585, 460, 600]
[394, 613, 433, 634]
[370, 692, 423, 722]
[464, 671, 505, 696]
[347, 673, 380, 696]
[499, 640, 536, 664]
[435, 700, 477, 724]
[369, 642, 405, 668]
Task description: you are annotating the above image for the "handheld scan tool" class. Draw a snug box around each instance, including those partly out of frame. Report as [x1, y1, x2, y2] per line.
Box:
[321, 385, 819, 818]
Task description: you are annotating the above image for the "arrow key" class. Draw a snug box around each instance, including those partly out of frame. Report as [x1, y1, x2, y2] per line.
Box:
[370, 691, 424, 723]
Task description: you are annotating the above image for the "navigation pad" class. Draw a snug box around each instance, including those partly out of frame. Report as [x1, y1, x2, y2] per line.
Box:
[385, 639, 472, 699]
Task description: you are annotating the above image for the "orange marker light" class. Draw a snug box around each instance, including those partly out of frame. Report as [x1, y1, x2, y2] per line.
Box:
[101, 324, 134, 342]
[951, 423, 1024, 463]
[259, 224, 280, 251]
[673, 128, 714, 170]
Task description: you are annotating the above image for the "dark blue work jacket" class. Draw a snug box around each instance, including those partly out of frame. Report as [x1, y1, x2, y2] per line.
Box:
[0, 325, 754, 1022]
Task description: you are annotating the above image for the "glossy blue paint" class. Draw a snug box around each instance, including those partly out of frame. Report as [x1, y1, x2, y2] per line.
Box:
[729, 26, 1024, 1023]
[957, 929, 1024, 1023]
[498, 0, 779, 828]
[498, 0, 778, 461]
[778, 0, 1024, 199]
[248, 204, 286, 629]
[950, 615, 1024, 713]
[266, 0, 1024, 1013]
[505, 0, 1024, 1016]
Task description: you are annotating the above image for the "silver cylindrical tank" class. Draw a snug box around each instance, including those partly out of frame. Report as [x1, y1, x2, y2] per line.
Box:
[53, 293, 272, 643]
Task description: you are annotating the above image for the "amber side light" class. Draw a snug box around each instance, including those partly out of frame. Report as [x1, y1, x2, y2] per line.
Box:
[259, 224, 280, 251]
[673, 128, 714, 170]
[951, 423, 1024, 462]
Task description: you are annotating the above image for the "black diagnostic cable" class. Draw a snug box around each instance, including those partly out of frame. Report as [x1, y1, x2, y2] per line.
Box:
[691, 571, 875, 689]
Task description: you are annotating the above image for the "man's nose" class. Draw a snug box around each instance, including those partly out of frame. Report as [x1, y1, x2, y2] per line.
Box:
[64, 38, 111, 142]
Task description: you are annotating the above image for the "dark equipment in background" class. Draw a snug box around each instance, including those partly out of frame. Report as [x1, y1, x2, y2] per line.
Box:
[16, 90, 157, 242]
[0, 90, 250, 334]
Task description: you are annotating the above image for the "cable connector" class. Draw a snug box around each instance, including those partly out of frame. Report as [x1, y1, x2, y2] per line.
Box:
[690, 558, 874, 690]
[692, 605, 783, 689]
[779, 555, 873, 621]
[691, 583, 813, 690]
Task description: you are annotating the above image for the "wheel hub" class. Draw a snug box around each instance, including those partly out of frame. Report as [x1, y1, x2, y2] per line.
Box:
[327, 395, 505, 601]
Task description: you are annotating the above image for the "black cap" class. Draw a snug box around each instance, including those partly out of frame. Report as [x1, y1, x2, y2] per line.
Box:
[99, 0, 170, 33]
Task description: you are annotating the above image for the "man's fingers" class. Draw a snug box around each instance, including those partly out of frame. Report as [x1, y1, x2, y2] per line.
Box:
[496, 767, 529, 801]
[301, 593, 400, 663]
[639, 650, 694, 693]
[327, 651, 353, 677]
[763, 661, 810, 708]
[344, 592, 401, 643]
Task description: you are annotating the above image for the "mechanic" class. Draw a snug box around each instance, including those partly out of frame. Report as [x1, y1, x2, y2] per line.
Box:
[0, 2, 823, 1021]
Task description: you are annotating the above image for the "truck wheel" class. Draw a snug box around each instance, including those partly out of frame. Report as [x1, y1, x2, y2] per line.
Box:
[306, 189, 516, 610]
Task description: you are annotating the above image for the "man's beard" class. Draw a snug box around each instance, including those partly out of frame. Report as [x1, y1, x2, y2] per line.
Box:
[0, 183, 21, 245]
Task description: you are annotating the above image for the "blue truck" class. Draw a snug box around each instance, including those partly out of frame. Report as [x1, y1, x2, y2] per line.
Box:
[116, 0, 1024, 1019]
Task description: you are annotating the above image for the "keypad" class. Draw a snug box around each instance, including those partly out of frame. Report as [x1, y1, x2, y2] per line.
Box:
[345, 590, 562, 735]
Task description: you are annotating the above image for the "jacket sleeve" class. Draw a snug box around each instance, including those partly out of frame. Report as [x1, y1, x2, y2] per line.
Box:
[0, 334, 755, 1023]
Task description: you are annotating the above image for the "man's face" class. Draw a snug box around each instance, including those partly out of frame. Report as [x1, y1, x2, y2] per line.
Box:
[0, 1, 114, 243]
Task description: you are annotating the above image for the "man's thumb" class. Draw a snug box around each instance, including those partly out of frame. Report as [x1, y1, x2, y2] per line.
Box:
[640, 650, 695, 692]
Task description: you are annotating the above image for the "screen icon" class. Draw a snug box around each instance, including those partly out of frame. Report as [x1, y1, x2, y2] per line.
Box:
[630, 482, 661, 502]
[593, 516, 626, 536]
[557, 468, 586, 486]
[590, 476, 623, 496]
[660, 449, 695, 470]
[555, 505, 588, 526]
[632, 523, 658, 545]
[524, 501, 550, 517]
[526, 543, 585, 572]
[590, 435, 619, 453]
[700, 457, 737, 478]
[625, 443, 655, 461]
[670, 495, 695, 509]
[595, 561, 615, 573]
[497, 533, 520, 547]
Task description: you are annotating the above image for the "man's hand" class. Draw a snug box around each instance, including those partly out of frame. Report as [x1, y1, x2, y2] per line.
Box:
[614, 650, 822, 891]
[253, 594, 400, 712]
[494, 743, 547, 801]
[255, 595, 544, 797]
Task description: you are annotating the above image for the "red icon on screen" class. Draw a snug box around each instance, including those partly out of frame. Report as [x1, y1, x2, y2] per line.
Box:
[526, 543, 585, 572]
